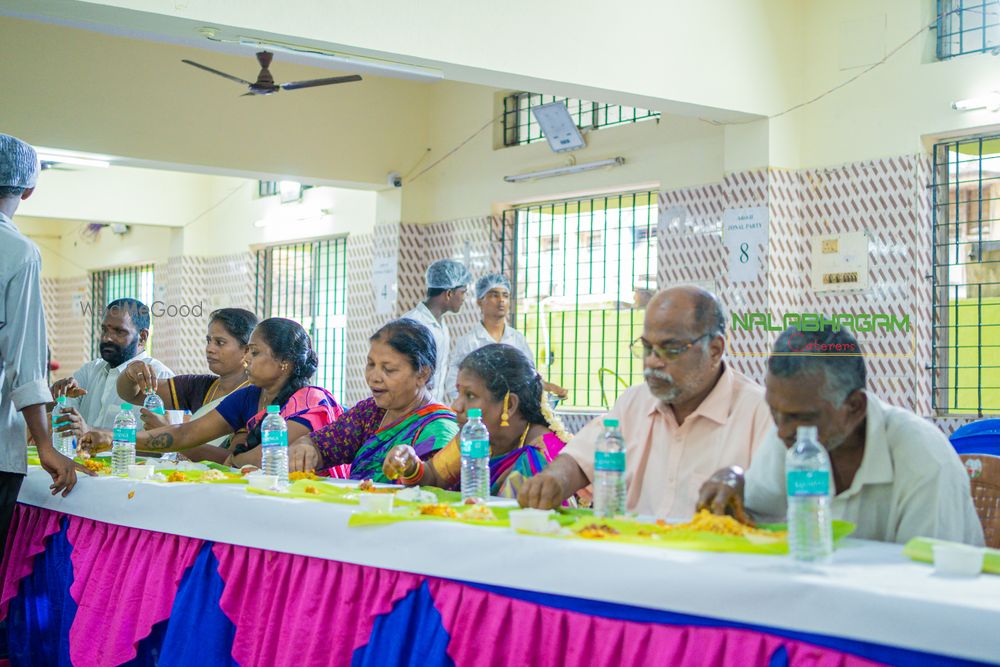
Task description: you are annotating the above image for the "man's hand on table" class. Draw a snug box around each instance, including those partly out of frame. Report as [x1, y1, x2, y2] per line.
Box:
[696, 466, 753, 525]
[37, 444, 95, 496]
[518, 472, 570, 509]
[78, 429, 114, 457]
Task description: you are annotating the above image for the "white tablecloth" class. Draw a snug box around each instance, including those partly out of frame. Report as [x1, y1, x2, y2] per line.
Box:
[17, 467, 1000, 664]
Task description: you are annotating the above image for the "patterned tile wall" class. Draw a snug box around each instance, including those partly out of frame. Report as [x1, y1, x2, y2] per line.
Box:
[44, 276, 89, 381]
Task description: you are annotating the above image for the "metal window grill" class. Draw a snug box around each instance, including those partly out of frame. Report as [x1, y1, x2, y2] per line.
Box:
[937, 0, 1000, 59]
[89, 264, 155, 358]
[502, 93, 660, 147]
[931, 134, 1000, 414]
[501, 192, 658, 409]
[255, 237, 348, 400]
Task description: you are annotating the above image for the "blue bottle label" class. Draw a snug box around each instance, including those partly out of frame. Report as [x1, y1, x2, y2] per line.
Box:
[262, 430, 287, 448]
[113, 427, 136, 443]
[786, 470, 830, 496]
[149, 406, 166, 415]
[460, 438, 489, 458]
[595, 451, 625, 472]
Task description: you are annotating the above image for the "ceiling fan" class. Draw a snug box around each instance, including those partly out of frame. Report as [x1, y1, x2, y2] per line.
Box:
[182, 50, 362, 96]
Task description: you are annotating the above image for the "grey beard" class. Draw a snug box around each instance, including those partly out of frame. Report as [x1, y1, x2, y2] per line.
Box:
[644, 369, 680, 402]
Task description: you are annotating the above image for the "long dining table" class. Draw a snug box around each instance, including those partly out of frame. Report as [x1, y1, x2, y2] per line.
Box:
[1, 465, 998, 666]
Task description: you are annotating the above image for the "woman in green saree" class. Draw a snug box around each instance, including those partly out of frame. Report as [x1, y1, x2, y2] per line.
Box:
[288, 319, 458, 481]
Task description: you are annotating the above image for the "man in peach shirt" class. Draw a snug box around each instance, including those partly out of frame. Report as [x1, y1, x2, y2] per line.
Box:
[518, 286, 772, 518]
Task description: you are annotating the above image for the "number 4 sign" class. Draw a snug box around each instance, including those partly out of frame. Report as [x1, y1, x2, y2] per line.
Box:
[722, 207, 768, 283]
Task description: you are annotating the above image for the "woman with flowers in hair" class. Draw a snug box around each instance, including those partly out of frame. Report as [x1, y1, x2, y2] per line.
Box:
[383, 344, 569, 498]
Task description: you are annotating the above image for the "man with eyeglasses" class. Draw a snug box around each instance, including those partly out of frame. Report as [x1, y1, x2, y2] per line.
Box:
[519, 286, 772, 517]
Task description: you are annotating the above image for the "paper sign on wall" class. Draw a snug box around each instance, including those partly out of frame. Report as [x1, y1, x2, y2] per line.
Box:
[723, 207, 768, 283]
[372, 254, 398, 316]
[811, 231, 869, 292]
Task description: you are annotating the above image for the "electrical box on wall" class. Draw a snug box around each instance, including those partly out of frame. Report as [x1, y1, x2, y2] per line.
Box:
[811, 231, 870, 292]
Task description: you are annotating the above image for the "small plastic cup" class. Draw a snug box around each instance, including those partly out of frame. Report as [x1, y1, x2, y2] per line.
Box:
[508, 509, 553, 532]
[127, 464, 151, 480]
[932, 543, 984, 577]
[247, 474, 279, 490]
[359, 493, 394, 513]
[166, 410, 186, 425]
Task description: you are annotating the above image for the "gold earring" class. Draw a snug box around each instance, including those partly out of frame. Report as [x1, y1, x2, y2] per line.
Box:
[500, 391, 510, 427]
[281, 363, 288, 372]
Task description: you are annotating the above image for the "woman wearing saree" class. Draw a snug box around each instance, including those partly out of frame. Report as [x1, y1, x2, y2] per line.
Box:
[83, 318, 341, 467]
[288, 319, 458, 482]
[116, 308, 258, 462]
[383, 344, 570, 498]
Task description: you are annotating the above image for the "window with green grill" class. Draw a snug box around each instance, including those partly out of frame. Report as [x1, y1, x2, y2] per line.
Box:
[255, 238, 348, 400]
[502, 192, 658, 409]
[502, 93, 660, 147]
[931, 134, 1000, 414]
[937, 0, 1000, 58]
[89, 264, 155, 358]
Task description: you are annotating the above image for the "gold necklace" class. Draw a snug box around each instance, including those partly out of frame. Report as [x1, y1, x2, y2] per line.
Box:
[206, 378, 250, 404]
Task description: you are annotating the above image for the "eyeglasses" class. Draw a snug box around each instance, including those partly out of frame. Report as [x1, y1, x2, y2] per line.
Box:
[630, 334, 710, 361]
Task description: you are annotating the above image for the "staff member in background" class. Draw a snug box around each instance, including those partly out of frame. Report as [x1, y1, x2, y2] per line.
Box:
[444, 273, 568, 404]
[0, 134, 88, 555]
[402, 259, 472, 403]
[52, 298, 174, 434]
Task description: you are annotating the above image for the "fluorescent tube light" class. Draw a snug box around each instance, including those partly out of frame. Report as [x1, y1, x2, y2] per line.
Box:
[36, 153, 110, 168]
[235, 36, 444, 82]
[952, 91, 1000, 112]
[503, 157, 625, 183]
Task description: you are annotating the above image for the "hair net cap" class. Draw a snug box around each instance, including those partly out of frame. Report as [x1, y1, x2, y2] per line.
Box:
[0, 134, 40, 189]
[425, 259, 472, 290]
[475, 273, 512, 300]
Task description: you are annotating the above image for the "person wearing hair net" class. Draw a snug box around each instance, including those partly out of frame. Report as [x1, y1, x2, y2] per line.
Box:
[444, 273, 568, 403]
[0, 135, 91, 558]
[402, 259, 472, 402]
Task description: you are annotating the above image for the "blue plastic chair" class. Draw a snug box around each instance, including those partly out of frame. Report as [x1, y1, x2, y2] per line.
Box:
[949, 419, 1000, 457]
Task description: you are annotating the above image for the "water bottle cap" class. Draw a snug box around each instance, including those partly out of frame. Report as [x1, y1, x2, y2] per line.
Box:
[796, 425, 818, 439]
[468, 408, 482, 418]
[56, 396, 67, 404]
[266, 405, 280, 414]
[603, 418, 619, 428]
[120, 403, 133, 410]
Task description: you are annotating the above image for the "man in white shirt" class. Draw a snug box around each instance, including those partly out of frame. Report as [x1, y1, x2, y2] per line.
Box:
[698, 325, 984, 545]
[53, 298, 173, 433]
[402, 259, 471, 403]
[0, 134, 85, 556]
[445, 273, 567, 403]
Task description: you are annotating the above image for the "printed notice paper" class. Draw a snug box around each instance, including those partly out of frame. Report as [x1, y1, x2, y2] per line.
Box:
[723, 207, 768, 283]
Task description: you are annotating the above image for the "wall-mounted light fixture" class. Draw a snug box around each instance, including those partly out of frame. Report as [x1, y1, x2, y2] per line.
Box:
[952, 91, 1000, 112]
[503, 157, 625, 183]
[36, 149, 110, 168]
[279, 180, 303, 203]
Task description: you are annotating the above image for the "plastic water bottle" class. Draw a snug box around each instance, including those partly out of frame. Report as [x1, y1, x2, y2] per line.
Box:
[593, 418, 627, 517]
[460, 408, 490, 502]
[261, 405, 288, 483]
[52, 396, 76, 458]
[786, 425, 833, 563]
[143, 390, 165, 416]
[111, 403, 137, 475]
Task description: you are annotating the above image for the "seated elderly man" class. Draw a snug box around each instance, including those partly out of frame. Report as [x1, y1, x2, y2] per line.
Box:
[51, 298, 173, 435]
[518, 286, 773, 517]
[698, 326, 984, 545]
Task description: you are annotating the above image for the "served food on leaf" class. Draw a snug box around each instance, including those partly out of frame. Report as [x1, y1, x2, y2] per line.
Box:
[202, 470, 226, 482]
[576, 523, 621, 539]
[419, 503, 458, 518]
[659, 510, 785, 539]
[463, 497, 483, 505]
[395, 486, 437, 504]
[82, 459, 110, 474]
[289, 470, 320, 482]
[239, 465, 259, 477]
[462, 504, 498, 522]
[358, 478, 375, 491]
[166, 471, 188, 483]
[303, 484, 321, 495]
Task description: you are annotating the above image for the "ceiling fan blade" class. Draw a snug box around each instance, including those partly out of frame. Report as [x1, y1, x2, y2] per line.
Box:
[182, 59, 253, 86]
[280, 74, 363, 91]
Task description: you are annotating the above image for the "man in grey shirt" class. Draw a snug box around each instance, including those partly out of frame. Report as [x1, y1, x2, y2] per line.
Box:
[0, 134, 87, 556]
